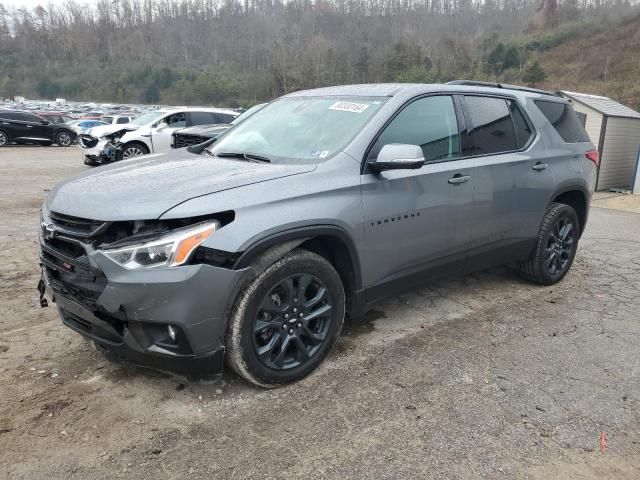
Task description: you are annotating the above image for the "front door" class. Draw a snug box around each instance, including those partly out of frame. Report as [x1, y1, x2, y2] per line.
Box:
[150, 112, 187, 153]
[360, 95, 475, 299]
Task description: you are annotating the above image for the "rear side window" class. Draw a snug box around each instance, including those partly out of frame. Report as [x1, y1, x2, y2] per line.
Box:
[464, 96, 518, 155]
[534, 100, 590, 143]
[368, 95, 461, 162]
[508, 100, 534, 149]
[218, 113, 237, 124]
[189, 111, 217, 126]
[116, 117, 129, 124]
[0, 111, 18, 120]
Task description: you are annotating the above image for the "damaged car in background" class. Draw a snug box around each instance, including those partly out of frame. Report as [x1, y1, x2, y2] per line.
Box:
[79, 107, 239, 166]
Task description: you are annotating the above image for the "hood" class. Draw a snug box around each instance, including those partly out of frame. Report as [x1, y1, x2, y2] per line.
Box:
[88, 123, 138, 138]
[47, 150, 316, 221]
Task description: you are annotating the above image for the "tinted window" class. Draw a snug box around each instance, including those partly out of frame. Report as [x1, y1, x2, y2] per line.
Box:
[508, 100, 534, 149]
[535, 100, 591, 143]
[0, 111, 18, 120]
[116, 117, 130, 124]
[101, 116, 113, 124]
[219, 113, 237, 124]
[189, 111, 217, 126]
[464, 96, 517, 155]
[369, 95, 460, 162]
[165, 112, 186, 128]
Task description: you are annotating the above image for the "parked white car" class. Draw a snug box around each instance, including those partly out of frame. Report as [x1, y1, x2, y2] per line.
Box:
[78, 107, 239, 166]
[99, 114, 135, 125]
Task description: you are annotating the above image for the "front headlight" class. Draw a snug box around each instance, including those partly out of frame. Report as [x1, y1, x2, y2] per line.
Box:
[102, 222, 218, 270]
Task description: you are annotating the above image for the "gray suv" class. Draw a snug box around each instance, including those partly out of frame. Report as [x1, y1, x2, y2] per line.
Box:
[38, 82, 598, 387]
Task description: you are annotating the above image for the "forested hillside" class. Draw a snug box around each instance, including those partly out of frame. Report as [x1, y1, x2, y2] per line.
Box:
[0, 0, 639, 107]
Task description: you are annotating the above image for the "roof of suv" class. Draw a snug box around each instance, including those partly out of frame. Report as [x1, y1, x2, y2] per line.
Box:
[158, 107, 239, 115]
[286, 83, 565, 102]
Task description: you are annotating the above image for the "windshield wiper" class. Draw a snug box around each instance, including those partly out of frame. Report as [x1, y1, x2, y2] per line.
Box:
[216, 151, 271, 163]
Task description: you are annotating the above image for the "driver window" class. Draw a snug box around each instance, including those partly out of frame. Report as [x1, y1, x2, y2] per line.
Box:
[368, 96, 461, 162]
[164, 112, 186, 128]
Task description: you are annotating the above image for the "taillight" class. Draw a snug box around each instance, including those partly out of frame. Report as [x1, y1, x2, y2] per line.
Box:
[585, 150, 600, 166]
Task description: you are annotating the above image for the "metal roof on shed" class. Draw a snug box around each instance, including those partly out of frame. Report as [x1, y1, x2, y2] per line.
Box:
[562, 91, 640, 119]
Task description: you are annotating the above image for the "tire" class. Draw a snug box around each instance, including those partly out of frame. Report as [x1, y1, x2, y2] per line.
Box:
[0, 130, 8, 146]
[225, 248, 346, 388]
[519, 203, 580, 285]
[55, 130, 73, 147]
[119, 142, 149, 160]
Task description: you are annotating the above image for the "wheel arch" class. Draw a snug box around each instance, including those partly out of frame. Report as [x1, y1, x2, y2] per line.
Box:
[549, 187, 589, 236]
[234, 226, 363, 297]
[122, 139, 150, 153]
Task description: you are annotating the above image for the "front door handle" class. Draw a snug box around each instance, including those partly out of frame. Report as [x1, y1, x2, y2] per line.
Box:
[532, 162, 548, 171]
[448, 174, 471, 185]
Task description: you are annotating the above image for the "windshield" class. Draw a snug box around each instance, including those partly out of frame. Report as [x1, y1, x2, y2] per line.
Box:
[130, 111, 164, 126]
[206, 97, 387, 164]
[231, 103, 265, 125]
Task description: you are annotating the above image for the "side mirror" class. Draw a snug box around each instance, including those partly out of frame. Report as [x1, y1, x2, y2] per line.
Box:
[155, 122, 168, 131]
[367, 144, 425, 172]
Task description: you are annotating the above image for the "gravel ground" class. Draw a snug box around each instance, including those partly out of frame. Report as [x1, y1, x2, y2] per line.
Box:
[1, 146, 639, 479]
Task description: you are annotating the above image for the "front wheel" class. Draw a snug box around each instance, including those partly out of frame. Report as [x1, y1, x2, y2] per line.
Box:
[519, 203, 580, 285]
[225, 249, 345, 387]
[55, 131, 73, 147]
[119, 142, 149, 160]
[0, 130, 8, 146]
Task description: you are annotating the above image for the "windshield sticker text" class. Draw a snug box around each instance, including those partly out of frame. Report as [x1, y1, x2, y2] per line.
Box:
[329, 102, 370, 113]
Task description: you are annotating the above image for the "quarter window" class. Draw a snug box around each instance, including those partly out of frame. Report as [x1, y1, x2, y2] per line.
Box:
[464, 96, 518, 155]
[508, 100, 534, 149]
[369, 95, 460, 162]
[534, 100, 591, 143]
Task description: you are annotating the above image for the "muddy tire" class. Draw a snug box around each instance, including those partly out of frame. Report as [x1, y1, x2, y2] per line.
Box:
[225, 249, 345, 388]
[519, 203, 580, 286]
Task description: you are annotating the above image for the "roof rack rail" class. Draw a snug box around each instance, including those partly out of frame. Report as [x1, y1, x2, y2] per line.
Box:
[446, 80, 561, 97]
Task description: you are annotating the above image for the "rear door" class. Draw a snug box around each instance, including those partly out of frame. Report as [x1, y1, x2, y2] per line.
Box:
[460, 95, 551, 270]
[0, 112, 25, 140]
[25, 114, 53, 140]
[360, 95, 475, 296]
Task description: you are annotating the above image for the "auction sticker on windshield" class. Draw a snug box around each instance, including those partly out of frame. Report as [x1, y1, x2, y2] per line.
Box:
[329, 102, 370, 113]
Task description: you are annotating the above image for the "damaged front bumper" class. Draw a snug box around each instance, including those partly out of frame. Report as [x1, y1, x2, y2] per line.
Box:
[81, 139, 120, 167]
[39, 230, 250, 376]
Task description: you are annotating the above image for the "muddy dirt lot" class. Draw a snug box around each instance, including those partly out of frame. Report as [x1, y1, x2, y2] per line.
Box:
[1, 146, 639, 479]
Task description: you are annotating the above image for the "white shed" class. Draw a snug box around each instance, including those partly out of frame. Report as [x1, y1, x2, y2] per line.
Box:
[562, 91, 640, 191]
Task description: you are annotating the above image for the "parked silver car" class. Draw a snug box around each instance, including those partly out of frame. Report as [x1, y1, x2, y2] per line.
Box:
[38, 82, 598, 387]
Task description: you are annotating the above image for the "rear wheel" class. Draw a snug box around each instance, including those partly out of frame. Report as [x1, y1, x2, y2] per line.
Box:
[225, 249, 345, 387]
[519, 203, 579, 285]
[55, 131, 73, 146]
[120, 142, 149, 160]
[0, 130, 8, 146]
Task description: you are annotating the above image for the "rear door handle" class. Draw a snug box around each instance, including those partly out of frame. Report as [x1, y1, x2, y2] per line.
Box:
[448, 174, 471, 185]
[532, 162, 548, 171]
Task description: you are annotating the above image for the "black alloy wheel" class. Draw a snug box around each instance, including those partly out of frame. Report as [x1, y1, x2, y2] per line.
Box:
[252, 273, 333, 370]
[519, 202, 580, 285]
[544, 216, 575, 275]
[225, 249, 346, 387]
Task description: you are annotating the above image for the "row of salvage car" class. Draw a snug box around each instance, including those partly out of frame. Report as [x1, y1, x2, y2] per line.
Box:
[78, 104, 264, 166]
